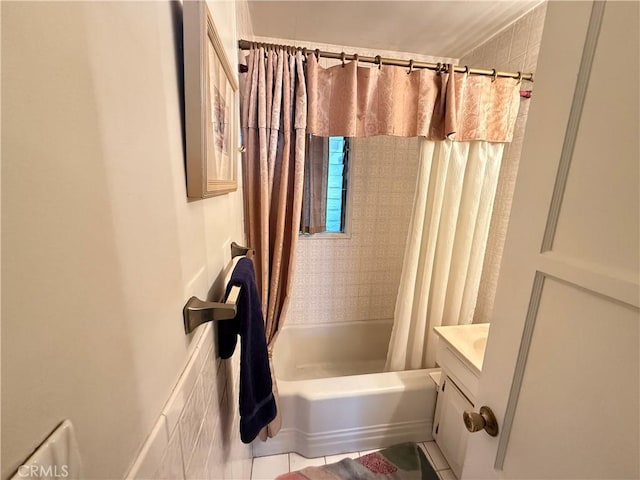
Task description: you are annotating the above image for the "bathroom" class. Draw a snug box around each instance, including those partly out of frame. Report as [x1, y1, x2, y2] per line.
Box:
[2, 1, 638, 480]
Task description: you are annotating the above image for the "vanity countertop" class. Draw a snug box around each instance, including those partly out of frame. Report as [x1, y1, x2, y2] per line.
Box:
[433, 323, 489, 375]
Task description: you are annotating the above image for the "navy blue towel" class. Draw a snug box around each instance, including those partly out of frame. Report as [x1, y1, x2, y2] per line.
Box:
[218, 258, 277, 443]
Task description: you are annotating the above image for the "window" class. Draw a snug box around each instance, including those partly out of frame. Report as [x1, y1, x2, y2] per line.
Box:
[301, 136, 350, 235]
[326, 137, 349, 232]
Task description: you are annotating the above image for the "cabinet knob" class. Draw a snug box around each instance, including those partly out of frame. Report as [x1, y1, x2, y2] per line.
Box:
[463, 406, 499, 437]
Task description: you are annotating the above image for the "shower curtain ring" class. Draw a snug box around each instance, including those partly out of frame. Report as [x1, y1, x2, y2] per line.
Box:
[315, 49, 320, 60]
[436, 62, 442, 74]
[353, 53, 359, 64]
[408, 59, 414, 74]
[341, 52, 346, 67]
[463, 65, 470, 76]
[517, 71, 523, 84]
[491, 69, 498, 82]
[375, 55, 382, 69]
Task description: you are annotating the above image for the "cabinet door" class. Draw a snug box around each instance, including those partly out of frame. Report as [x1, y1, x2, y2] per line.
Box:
[435, 377, 473, 478]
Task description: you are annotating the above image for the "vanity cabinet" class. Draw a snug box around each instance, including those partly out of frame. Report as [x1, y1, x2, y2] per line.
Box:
[432, 324, 488, 479]
[433, 375, 473, 478]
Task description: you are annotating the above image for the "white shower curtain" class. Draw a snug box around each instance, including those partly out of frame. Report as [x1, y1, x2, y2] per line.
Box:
[385, 139, 504, 371]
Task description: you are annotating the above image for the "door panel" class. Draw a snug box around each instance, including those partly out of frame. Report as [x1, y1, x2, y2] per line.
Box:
[550, 0, 639, 275]
[462, 1, 639, 479]
[503, 277, 639, 478]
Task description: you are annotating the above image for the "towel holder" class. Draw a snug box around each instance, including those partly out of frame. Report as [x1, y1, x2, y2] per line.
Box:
[183, 242, 254, 334]
[230, 241, 255, 259]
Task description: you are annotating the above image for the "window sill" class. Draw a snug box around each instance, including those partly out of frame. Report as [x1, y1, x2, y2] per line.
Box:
[299, 231, 351, 240]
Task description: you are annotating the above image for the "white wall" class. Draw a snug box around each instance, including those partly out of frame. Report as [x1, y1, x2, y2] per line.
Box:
[1, 1, 247, 478]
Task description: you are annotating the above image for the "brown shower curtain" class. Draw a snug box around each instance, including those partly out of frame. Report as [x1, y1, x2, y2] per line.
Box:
[240, 47, 307, 439]
[301, 135, 329, 234]
[240, 46, 521, 439]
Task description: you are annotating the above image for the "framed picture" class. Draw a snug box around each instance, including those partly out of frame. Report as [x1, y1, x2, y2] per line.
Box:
[184, 0, 238, 198]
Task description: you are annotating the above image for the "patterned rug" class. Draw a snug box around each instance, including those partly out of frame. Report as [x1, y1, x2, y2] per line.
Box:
[276, 443, 439, 480]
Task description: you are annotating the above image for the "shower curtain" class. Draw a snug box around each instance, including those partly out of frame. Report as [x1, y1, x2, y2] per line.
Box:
[240, 47, 521, 439]
[241, 46, 307, 439]
[304, 54, 521, 372]
[385, 139, 504, 371]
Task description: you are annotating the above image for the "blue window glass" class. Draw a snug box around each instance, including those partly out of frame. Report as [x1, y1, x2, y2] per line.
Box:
[326, 137, 349, 232]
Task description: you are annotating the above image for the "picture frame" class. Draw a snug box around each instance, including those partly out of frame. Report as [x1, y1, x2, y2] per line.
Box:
[184, 0, 239, 198]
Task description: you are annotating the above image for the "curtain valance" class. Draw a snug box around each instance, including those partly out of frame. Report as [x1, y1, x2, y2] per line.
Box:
[306, 54, 521, 142]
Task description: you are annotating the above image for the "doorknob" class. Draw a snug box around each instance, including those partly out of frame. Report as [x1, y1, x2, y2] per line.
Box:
[463, 406, 499, 437]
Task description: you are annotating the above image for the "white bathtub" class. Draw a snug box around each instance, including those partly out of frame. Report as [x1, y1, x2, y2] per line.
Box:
[252, 320, 439, 458]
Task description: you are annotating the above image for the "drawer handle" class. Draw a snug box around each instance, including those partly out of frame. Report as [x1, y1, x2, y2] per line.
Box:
[463, 406, 499, 437]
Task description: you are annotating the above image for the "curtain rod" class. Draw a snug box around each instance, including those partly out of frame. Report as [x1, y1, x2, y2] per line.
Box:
[238, 39, 533, 82]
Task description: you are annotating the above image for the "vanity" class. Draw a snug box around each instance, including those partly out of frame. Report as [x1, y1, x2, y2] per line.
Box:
[432, 324, 489, 478]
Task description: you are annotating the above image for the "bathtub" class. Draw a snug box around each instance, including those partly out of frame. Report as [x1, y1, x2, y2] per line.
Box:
[252, 320, 439, 458]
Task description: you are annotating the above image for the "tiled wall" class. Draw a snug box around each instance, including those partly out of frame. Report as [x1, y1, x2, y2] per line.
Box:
[246, 5, 545, 328]
[242, 35, 453, 327]
[460, 2, 547, 324]
[125, 325, 250, 480]
[288, 136, 420, 325]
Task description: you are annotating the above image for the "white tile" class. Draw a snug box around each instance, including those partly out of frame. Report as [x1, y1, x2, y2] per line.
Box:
[439, 468, 457, 480]
[178, 376, 206, 467]
[206, 419, 224, 480]
[325, 452, 359, 464]
[154, 426, 185, 480]
[162, 377, 191, 438]
[201, 346, 219, 409]
[359, 449, 379, 456]
[423, 442, 450, 471]
[196, 324, 214, 371]
[507, 54, 526, 74]
[288, 453, 326, 471]
[251, 454, 290, 480]
[162, 335, 209, 435]
[510, 22, 530, 60]
[185, 403, 216, 480]
[125, 416, 169, 479]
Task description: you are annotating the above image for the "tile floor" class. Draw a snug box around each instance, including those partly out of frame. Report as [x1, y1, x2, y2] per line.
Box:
[251, 441, 455, 480]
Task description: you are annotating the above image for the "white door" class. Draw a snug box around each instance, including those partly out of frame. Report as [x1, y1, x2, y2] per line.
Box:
[462, 1, 639, 479]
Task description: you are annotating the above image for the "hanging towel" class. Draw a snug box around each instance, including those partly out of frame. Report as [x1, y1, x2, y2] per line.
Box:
[218, 258, 277, 443]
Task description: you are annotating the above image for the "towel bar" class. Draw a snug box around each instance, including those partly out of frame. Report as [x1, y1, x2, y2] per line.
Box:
[183, 286, 240, 334]
[231, 241, 255, 259]
[183, 242, 252, 334]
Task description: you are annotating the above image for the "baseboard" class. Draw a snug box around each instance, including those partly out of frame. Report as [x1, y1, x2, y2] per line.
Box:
[252, 419, 434, 458]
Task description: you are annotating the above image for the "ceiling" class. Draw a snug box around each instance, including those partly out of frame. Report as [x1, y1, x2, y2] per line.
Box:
[247, 1, 543, 59]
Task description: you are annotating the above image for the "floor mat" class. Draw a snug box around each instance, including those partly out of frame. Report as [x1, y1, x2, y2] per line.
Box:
[276, 443, 439, 480]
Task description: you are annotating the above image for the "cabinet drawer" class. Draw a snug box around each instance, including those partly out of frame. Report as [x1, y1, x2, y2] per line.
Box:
[436, 342, 479, 402]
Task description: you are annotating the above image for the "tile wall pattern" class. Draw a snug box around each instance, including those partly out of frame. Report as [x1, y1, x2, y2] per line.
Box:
[460, 3, 548, 324]
[246, 5, 545, 328]
[125, 324, 251, 480]
[288, 136, 420, 325]
[240, 36, 453, 327]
